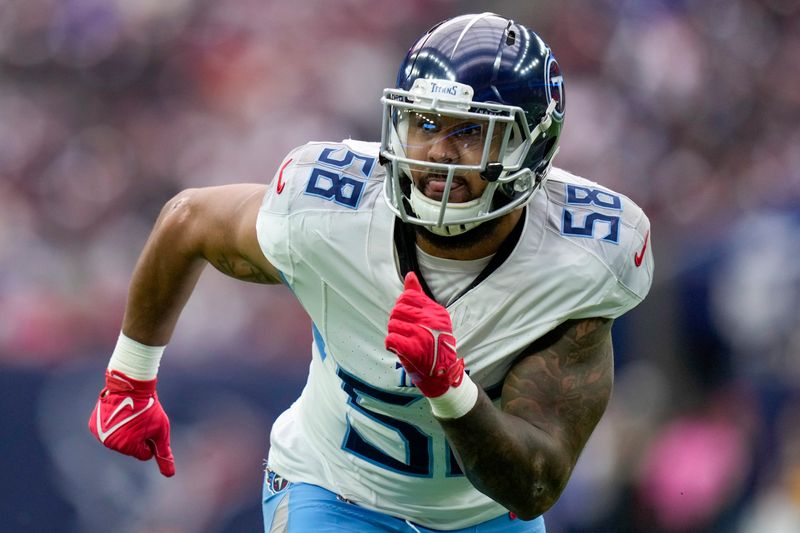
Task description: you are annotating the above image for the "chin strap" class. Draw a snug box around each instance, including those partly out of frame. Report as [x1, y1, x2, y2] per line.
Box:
[408, 186, 485, 236]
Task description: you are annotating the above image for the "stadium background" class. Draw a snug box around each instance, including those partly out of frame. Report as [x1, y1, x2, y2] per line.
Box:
[1, 0, 799, 531]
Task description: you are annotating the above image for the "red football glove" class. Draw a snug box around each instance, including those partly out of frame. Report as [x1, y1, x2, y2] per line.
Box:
[89, 369, 175, 477]
[385, 272, 465, 398]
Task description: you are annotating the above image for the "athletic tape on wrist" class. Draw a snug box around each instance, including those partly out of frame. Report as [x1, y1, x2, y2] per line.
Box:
[427, 372, 479, 419]
[107, 332, 165, 381]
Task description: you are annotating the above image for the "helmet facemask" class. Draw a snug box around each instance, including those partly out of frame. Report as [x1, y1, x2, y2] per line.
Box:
[380, 78, 557, 236]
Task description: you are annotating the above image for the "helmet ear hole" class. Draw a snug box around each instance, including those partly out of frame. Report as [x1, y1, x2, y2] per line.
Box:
[540, 138, 557, 159]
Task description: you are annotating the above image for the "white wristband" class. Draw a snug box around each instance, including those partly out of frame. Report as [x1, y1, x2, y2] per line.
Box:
[107, 332, 165, 381]
[427, 372, 479, 419]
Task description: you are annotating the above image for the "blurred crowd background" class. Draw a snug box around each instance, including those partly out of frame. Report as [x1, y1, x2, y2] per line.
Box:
[1, 0, 799, 531]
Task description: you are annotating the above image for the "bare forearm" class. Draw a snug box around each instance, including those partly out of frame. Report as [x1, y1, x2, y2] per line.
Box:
[120, 185, 277, 345]
[122, 194, 207, 345]
[439, 393, 568, 519]
[440, 318, 615, 519]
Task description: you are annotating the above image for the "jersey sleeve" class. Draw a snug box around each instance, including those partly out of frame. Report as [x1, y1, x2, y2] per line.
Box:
[255, 144, 307, 284]
[543, 170, 655, 320]
[598, 207, 653, 318]
[254, 140, 382, 286]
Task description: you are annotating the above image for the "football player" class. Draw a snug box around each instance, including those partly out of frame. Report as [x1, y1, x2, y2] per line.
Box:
[89, 12, 653, 532]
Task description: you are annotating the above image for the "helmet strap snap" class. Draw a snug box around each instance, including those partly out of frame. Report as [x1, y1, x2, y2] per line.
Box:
[480, 162, 504, 182]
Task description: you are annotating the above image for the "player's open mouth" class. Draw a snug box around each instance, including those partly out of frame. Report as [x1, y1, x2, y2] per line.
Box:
[419, 177, 470, 202]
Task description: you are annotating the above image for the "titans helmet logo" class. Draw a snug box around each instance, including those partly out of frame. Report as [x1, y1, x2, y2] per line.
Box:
[545, 54, 565, 121]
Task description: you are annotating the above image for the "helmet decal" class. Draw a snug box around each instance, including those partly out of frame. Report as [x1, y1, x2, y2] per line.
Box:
[545, 54, 565, 121]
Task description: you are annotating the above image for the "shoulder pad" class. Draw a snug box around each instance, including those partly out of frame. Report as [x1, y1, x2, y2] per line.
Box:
[263, 141, 383, 215]
[545, 168, 653, 311]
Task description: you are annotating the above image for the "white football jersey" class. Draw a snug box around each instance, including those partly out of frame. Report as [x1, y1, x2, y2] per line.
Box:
[255, 140, 653, 529]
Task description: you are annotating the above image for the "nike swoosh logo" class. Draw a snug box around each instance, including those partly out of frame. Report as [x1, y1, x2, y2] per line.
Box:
[96, 396, 155, 443]
[634, 230, 650, 267]
[275, 158, 293, 194]
[419, 325, 456, 375]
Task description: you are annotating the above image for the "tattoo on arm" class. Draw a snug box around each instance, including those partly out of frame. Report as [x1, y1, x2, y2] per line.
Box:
[438, 317, 614, 518]
[503, 318, 614, 457]
[213, 254, 278, 284]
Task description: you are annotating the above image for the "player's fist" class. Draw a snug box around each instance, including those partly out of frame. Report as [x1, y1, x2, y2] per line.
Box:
[89, 369, 175, 477]
[385, 272, 465, 397]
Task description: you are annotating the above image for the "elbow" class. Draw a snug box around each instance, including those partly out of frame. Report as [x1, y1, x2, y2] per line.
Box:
[161, 188, 200, 222]
[507, 463, 571, 520]
[154, 189, 202, 238]
[507, 484, 560, 521]
[148, 188, 205, 257]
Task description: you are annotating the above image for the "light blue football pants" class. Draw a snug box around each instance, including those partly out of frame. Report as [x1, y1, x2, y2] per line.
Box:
[262, 471, 546, 533]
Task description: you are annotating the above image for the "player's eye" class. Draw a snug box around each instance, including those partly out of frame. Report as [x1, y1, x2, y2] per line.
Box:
[446, 123, 484, 149]
[452, 123, 481, 138]
[413, 114, 439, 134]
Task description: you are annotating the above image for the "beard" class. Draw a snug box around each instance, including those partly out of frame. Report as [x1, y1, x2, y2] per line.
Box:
[413, 216, 504, 251]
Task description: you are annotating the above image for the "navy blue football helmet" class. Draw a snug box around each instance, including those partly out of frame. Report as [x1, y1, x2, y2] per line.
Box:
[380, 13, 565, 236]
